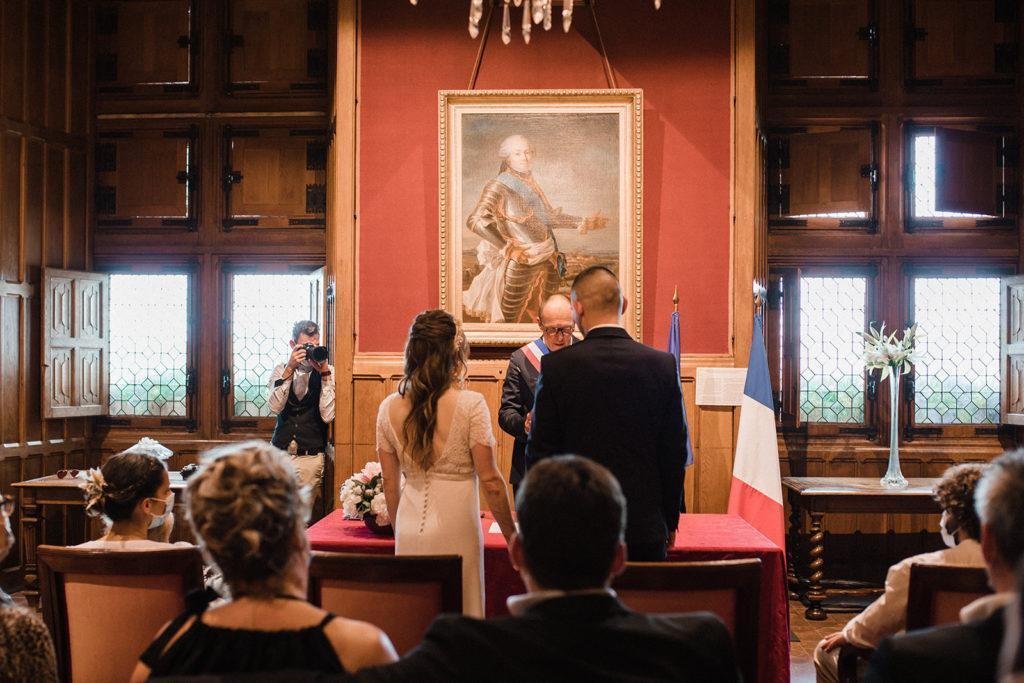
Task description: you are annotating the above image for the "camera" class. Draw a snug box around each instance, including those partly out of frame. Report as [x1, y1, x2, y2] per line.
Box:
[301, 342, 329, 364]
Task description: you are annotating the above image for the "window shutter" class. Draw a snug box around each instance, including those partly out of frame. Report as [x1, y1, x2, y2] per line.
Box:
[788, 129, 871, 216]
[42, 269, 110, 418]
[1001, 275, 1024, 425]
[935, 127, 998, 216]
[309, 267, 324, 328]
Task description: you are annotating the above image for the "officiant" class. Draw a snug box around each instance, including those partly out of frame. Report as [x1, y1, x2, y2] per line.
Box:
[499, 295, 575, 494]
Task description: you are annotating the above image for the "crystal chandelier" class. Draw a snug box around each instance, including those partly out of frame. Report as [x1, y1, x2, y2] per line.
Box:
[408, 0, 664, 45]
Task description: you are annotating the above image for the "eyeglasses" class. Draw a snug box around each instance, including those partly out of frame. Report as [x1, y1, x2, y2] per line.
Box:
[542, 326, 575, 337]
[56, 469, 80, 479]
[0, 495, 14, 516]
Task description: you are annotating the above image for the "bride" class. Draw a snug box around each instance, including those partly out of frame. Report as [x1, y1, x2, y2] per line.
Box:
[376, 309, 516, 617]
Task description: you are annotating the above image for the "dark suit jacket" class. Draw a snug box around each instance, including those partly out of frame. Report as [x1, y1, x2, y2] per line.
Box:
[864, 607, 1005, 683]
[498, 346, 541, 489]
[526, 327, 687, 545]
[354, 593, 740, 683]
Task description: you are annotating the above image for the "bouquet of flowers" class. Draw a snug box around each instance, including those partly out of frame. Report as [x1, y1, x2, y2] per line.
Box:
[860, 323, 920, 379]
[339, 461, 390, 526]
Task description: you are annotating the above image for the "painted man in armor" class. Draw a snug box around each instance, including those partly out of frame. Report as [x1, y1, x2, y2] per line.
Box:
[464, 134, 608, 323]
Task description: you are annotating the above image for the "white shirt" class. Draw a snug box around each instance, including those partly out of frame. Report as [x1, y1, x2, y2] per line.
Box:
[842, 539, 985, 648]
[267, 363, 336, 423]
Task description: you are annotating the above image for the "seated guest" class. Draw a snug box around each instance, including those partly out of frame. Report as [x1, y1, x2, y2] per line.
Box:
[0, 491, 57, 683]
[815, 463, 987, 682]
[998, 560, 1024, 681]
[355, 455, 739, 682]
[131, 441, 396, 681]
[79, 446, 190, 549]
[865, 449, 1024, 683]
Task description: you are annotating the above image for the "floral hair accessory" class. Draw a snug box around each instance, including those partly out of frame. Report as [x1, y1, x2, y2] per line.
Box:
[80, 468, 108, 518]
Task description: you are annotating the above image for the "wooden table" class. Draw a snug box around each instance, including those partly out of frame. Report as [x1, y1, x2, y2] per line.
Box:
[783, 476, 940, 620]
[12, 471, 189, 608]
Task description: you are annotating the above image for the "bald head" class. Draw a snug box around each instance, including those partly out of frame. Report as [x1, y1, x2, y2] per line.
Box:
[539, 294, 571, 324]
[570, 266, 626, 335]
[538, 294, 574, 351]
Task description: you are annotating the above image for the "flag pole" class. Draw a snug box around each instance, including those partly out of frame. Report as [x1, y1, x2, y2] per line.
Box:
[673, 285, 679, 313]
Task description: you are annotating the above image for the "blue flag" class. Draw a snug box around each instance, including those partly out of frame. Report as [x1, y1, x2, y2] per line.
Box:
[668, 311, 695, 467]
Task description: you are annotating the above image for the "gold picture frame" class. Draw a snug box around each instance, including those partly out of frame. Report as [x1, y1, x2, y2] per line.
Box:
[439, 89, 643, 345]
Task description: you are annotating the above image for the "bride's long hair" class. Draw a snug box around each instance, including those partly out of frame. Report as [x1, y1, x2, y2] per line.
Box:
[398, 310, 469, 470]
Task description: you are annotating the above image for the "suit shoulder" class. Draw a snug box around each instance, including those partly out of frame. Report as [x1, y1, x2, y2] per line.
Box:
[645, 611, 732, 641]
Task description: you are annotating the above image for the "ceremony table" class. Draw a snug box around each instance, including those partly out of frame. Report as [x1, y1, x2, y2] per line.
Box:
[12, 471, 190, 608]
[783, 476, 940, 621]
[308, 511, 789, 683]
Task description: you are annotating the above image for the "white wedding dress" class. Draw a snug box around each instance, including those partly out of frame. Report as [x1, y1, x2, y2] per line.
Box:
[375, 389, 495, 617]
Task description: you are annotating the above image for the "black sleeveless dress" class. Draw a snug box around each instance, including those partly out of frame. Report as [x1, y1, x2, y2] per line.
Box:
[140, 591, 346, 677]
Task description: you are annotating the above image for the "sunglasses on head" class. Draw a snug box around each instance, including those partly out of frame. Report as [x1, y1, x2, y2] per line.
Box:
[56, 469, 80, 479]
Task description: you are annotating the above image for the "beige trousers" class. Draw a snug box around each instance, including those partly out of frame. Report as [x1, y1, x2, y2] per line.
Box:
[290, 453, 324, 505]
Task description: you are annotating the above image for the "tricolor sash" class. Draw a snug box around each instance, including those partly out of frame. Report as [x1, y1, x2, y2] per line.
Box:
[521, 338, 549, 373]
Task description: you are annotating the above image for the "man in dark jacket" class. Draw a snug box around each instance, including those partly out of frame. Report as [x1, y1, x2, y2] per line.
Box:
[527, 266, 687, 560]
[498, 294, 574, 494]
[355, 456, 738, 683]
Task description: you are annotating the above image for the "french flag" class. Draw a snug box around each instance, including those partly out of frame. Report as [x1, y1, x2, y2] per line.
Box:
[727, 314, 785, 550]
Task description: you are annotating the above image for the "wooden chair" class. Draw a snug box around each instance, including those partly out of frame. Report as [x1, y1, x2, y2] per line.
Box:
[307, 551, 462, 655]
[37, 545, 204, 683]
[906, 563, 991, 630]
[837, 563, 992, 682]
[612, 558, 761, 683]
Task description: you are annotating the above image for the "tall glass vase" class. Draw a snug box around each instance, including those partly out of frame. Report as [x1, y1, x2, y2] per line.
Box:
[881, 371, 908, 488]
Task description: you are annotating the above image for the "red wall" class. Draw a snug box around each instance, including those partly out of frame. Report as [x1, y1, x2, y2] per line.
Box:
[359, 0, 731, 353]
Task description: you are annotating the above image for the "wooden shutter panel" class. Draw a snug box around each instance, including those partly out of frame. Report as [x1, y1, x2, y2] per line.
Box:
[935, 127, 999, 216]
[789, 129, 871, 216]
[1001, 275, 1024, 424]
[42, 269, 110, 418]
[788, 0, 871, 79]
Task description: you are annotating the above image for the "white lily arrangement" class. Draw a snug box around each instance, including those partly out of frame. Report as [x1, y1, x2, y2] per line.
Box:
[860, 323, 920, 380]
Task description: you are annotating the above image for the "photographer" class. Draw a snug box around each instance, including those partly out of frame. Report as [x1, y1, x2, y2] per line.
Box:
[268, 320, 335, 509]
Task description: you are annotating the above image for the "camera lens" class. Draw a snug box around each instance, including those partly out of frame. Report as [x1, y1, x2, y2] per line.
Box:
[310, 345, 329, 363]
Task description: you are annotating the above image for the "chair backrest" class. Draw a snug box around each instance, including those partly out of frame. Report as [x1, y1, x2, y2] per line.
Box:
[37, 545, 204, 683]
[613, 558, 761, 683]
[906, 563, 992, 631]
[307, 552, 462, 655]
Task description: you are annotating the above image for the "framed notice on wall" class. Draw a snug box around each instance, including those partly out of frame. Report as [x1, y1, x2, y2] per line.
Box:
[438, 89, 643, 345]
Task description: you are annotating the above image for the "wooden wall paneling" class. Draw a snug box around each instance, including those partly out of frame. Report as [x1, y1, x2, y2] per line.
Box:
[787, 0, 873, 80]
[1, 133, 21, 281]
[45, 145, 66, 268]
[2, 0, 26, 122]
[24, 139, 45, 275]
[696, 406, 735, 513]
[25, 0, 46, 124]
[66, 150, 88, 269]
[46, 0, 69, 133]
[68, 0, 90, 138]
[1, 296, 20, 446]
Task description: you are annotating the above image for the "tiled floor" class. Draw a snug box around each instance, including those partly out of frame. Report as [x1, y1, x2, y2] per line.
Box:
[789, 600, 851, 683]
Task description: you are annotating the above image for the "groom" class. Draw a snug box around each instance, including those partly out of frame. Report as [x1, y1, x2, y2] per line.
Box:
[527, 266, 687, 561]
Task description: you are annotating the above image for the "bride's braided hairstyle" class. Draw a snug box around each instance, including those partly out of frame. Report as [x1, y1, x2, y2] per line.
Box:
[398, 309, 469, 471]
[185, 441, 310, 596]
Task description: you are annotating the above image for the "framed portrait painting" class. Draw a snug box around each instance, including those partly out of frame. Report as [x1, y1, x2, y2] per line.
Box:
[439, 89, 643, 344]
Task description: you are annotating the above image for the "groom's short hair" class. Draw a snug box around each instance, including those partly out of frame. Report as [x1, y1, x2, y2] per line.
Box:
[516, 456, 626, 591]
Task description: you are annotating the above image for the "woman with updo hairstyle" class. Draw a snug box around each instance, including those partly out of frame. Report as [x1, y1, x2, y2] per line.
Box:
[376, 309, 516, 617]
[78, 446, 187, 549]
[131, 441, 396, 681]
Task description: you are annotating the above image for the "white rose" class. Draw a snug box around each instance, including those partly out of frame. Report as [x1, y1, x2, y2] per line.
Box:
[370, 493, 388, 517]
[341, 497, 358, 518]
[364, 461, 383, 478]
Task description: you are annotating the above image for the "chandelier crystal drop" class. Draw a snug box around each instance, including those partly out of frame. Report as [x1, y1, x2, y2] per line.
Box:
[411, 0, 664, 44]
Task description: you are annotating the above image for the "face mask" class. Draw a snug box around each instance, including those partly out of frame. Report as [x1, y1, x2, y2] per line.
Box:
[940, 510, 958, 548]
[147, 493, 174, 529]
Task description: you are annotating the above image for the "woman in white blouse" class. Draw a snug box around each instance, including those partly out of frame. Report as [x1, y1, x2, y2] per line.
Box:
[814, 463, 988, 682]
[77, 447, 190, 550]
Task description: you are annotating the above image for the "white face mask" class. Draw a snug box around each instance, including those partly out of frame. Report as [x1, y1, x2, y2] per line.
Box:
[147, 492, 174, 530]
[940, 510, 958, 548]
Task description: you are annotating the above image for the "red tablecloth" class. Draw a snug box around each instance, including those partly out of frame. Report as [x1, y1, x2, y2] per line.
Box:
[308, 512, 789, 683]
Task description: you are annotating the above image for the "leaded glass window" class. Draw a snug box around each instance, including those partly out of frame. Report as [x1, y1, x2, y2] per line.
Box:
[913, 277, 1000, 425]
[109, 274, 189, 416]
[231, 273, 313, 417]
[799, 277, 867, 423]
